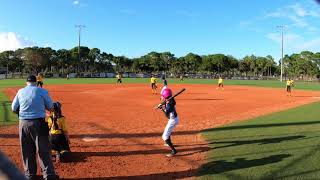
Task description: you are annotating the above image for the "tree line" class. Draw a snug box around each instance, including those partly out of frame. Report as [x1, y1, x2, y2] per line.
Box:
[0, 46, 320, 79]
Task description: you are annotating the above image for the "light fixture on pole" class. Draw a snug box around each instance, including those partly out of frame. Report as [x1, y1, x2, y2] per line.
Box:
[75, 25, 86, 77]
[277, 25, 284, 82]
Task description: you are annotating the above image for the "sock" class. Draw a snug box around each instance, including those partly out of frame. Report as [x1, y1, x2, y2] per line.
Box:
[165, 137, 176, 153]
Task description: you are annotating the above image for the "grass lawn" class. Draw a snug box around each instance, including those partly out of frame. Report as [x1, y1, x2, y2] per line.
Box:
[199, 101, 320, 179]
[0, 90, 18, 126]
[1, 77, 320, 89]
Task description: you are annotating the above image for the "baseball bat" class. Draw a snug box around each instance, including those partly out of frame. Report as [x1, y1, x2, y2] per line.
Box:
[154, 88, 186, 109]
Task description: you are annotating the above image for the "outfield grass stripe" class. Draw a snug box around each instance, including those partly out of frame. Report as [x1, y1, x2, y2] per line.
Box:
[0, 89, 18, 126]
[1, 78, 320, 91]
[199, 101, 320, 179]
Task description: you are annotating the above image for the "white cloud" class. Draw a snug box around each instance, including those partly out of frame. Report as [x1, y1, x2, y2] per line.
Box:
[266, 3, 320, 18]
[297, 38, 320, 52]
[241, 1, 320, 57]
[265, 8, 284, 18]
[267, 31, 320, 54]
[44, 43, 52, 48]
[73, 0, 79, 5]
[289, 3, 307, 17]
[72, 0, 88, 8]
[266, 33, 301, 45]
[0, 32, 34, 52]
[309, 11, 320, 17]
[264, 3, 319, 30]
[288, 15, 308, 27]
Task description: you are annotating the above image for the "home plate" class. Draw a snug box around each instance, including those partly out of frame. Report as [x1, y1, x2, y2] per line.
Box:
[82, 137, 100, 142]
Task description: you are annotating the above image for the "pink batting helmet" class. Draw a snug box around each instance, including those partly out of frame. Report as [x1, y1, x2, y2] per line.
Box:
[161, 88, 172, 99]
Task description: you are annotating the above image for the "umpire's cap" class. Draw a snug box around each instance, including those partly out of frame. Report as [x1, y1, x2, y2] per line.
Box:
[26, 75, 36, 82]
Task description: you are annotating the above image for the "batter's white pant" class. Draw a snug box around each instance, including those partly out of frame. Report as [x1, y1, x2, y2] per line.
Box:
[162, 117, 179, 141]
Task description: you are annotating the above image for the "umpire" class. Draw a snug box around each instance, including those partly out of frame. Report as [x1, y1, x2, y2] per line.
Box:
[11, 75, 58, 180]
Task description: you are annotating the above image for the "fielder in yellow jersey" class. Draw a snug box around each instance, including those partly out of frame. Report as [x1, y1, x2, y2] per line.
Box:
[116, 73, 122, 84]
[150, 75, 157, 94]
[180, 75, 184, 81]
[286, 78, 294, 96]
[217, 77, 224, 90]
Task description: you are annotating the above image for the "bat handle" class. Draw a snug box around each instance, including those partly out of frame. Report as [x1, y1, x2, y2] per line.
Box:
[154, 103, 164, 109]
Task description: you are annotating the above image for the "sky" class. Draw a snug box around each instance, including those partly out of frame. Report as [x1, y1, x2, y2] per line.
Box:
[1, 0, 320, 61]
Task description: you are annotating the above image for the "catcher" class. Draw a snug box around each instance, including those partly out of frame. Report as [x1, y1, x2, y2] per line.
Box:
[157, 88, 179, 157]
[47, 102, 71, 162]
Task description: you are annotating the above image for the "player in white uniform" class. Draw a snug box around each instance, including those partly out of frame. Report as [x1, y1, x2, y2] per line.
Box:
[158, 88, 179, 157]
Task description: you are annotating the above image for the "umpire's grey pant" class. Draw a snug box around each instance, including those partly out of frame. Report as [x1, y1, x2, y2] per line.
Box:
[19, 119, 57, 180]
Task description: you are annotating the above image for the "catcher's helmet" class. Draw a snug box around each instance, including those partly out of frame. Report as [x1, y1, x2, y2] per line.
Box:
[52, 102, 62, 117]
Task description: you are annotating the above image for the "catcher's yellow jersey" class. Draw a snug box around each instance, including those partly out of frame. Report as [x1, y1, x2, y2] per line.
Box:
[150, 77, 157, 83]
[218, 78, 223, 84]
[47, 115, 68, 135]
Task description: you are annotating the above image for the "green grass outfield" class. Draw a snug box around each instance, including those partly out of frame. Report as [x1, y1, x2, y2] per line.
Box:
[1, 78, 320, 90]
[1, 78, 320, 179]
[198, 101, 320, 179]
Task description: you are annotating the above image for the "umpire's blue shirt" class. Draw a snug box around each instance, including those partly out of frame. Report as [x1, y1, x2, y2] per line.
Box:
[11, 84, 53, 120]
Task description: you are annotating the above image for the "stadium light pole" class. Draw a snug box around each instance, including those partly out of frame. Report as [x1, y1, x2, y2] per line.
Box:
[20, 55, 25, 78]
[6, 57, 8, 79]
[75, 25, 86, 77]
[6, 55, 14, 79]
[277, 25, 284, 82]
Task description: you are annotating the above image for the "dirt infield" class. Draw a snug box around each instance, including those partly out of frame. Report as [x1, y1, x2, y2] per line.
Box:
[1, 84, 320, 179]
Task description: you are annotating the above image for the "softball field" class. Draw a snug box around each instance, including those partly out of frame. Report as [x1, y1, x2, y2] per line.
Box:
[1, 83, 320, 179]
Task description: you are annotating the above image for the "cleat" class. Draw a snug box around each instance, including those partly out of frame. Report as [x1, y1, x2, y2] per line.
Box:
[166, 153, 174, 157]
[166, 150, 177, 157]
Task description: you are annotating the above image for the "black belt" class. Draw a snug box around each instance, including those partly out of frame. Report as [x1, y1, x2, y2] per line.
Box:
[21, 118, 45, 121]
